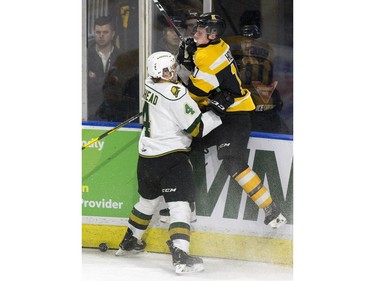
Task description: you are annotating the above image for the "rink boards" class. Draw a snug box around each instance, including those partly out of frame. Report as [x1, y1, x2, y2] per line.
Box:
[82, 125, 293, 266]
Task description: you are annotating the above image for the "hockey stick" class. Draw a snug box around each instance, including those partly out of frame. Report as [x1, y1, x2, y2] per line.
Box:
[82, 112, 142, 150]
[152, 0, 185, 42]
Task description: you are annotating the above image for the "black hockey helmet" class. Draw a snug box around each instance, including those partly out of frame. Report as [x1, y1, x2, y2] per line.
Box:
[194, 13, 226, 40]
[240, 25, 261, 39]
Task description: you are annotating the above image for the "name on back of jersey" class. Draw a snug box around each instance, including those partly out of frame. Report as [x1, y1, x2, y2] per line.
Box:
[143, 88, 159, 105]
[144, 84, 185, 106]
[224, 50, 234, 63]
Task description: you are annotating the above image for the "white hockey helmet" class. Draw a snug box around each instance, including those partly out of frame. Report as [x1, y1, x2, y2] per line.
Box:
[147, 51, 176, 80]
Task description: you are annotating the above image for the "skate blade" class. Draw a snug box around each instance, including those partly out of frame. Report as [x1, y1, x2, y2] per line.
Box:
[115, 248, 144, 256]
[268, 214, 287, 229]
[175, 263, 204, 274]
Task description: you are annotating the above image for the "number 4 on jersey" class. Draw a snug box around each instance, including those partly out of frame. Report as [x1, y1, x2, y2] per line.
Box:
[185, 103, 196, 115]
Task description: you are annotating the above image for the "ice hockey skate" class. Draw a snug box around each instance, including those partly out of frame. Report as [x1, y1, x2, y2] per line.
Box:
[159, 202, 197, 223]
[115, 229, 146, 256]
[166, 240, 204, 274]
[264, 201, 287, 229]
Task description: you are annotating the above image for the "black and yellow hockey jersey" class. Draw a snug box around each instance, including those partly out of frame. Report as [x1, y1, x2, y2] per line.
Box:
[187, 39, 255, 112]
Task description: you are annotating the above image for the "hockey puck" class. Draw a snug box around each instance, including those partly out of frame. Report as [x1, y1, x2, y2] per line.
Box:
[99, 243, 108, 252]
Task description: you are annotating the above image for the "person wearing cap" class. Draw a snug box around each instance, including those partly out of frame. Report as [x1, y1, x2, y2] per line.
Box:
[156, 16, 187, 56]
[184, 9, 200, 36]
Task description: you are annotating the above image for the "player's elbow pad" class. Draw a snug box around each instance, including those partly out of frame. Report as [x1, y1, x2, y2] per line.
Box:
[201, 111, 222, 137]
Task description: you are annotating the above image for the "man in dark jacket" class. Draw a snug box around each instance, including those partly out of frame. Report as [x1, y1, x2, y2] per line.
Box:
[87, 16, 121, 120]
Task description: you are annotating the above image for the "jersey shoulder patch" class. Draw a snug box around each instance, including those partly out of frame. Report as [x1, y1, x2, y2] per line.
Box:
[145, 80, 187, 101]
[169, 85, 184, 98]
[160, 83, 187, 101]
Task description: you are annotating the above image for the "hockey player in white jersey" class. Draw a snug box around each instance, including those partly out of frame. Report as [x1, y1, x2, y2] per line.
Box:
[115, 51, 226, 274]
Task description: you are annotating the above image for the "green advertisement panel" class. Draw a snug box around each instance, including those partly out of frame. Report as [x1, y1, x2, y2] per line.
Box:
[82, 126, 293, 233]
[82, 128, 141, 218]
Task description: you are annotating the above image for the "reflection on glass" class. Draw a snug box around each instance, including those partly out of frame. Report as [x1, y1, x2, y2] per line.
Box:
[216, 1, 293, 134]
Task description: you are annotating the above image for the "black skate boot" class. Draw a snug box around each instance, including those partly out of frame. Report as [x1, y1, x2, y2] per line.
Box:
[166, 240, 204, 274]
[115, 228, 146, 256]
[264, 201, 287, 229]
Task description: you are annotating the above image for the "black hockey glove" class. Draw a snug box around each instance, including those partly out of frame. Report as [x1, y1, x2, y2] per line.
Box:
[207, 89, 234, 117]
[185, 37, 197, 56]
[177, 38, 197, 71]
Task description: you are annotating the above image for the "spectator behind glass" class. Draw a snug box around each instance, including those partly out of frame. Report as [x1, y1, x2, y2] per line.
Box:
[87, 15, 121, 120]
[184, 9, 200, 36]
[225, 11, 291, 134]
[156, 16, 187, 57]
[97, 48, 140, 122]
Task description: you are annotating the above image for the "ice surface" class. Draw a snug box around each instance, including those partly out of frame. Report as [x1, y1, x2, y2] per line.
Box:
[82, 248, 293, 281]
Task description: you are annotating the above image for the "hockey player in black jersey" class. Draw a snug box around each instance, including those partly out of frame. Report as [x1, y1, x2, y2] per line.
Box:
[185, 13, 287, 228]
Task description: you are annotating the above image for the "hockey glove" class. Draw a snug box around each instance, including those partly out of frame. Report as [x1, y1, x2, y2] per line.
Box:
[177, 38, 196, 71]
[207, 89, 234, 117]
[185, 37, 197, 56]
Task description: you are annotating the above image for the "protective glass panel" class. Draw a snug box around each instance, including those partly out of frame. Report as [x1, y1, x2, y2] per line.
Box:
[85, 0, 140, 122]
[215, 0, 293, 134]
[83, 0, 293, 135]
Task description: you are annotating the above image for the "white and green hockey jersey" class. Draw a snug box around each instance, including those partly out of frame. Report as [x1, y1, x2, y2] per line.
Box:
[139, 77, 221, 157]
